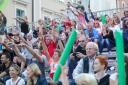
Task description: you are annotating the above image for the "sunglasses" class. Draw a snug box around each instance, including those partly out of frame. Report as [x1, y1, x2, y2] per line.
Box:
[79, 40, 85, 42]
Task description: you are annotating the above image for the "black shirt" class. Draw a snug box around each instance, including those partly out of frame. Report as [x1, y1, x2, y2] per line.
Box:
[98, 74, 110, 85]
[0, 62, 13, 77]
[21, 22, 29, 34]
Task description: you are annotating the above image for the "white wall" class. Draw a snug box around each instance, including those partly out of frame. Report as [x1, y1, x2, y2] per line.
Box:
[42, 0, 66, 17]
[90, 0, 117, 12]
[34, 0, 41, 22]
[81, 0, 90, 12]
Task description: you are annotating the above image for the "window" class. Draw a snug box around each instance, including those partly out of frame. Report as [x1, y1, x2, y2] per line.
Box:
[16, 8, 25, 17]
[15, 8, 25, 29]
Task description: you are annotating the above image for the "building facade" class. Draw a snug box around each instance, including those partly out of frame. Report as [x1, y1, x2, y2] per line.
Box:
[42, 0, 66, 19]
[3, 0, 32, 26]
[3, 0, 128, 27]
[3, 0, 67, 26]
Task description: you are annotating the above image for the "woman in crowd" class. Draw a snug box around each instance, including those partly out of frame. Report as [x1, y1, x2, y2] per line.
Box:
[6, 64, 25, 85]
[108, 18, 120, 34]
[113, 13, 121, 27]
[49, 49, 61, 79]
[99, 25, 112, 54]
[93, 55, 110, 85]
[0, 51, 14, 83]
[27, 63, 47, 85]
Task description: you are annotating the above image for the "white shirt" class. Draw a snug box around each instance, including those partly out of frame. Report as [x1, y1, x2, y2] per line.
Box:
[110, 72, 118, 81]
[6, 77, 25, 85]
[73, 56, 96, 79]
[89, 57, 95, 74]
[109, 25, 120, 33]
[20, 47, 33, 59]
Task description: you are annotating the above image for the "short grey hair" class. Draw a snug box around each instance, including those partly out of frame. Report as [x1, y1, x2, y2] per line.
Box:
[86, 42, 99, 52]
[75, 73, 98, 85]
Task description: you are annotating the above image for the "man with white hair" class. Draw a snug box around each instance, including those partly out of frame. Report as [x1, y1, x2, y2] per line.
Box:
[73, 42, 99, 79]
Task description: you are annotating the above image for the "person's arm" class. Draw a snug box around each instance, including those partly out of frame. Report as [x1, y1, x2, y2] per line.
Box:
[109, 75, 118, 85]
[72, 59, 84, 79]
[51, 28, 59, 43]
[60, 66, 69, 85]
[20, 61, 26, 72]
[19, 35, 30, 46]
[88, 4, 95, 21]
[57, 40, 64, 53]
[90, 12, 95, 20]
[0, 11, 6, 23]
[24, 44, 41, 61]
[2, 43, 12, 51]
[69, 7, 78, 16]
[23, 43, 44, 64]
[0, 72, 6, 78]
[14, 17, 24, 23]
[70, 53, 75, 60]
[41, 37, 51, 61]
[2, 13, 7, 26]
[88, 7, 95, 20]
[38, 25, 43, 36]
[84, 12, 89, 23]
[13, 43, 26, 63]
[110, 79, 115, 85]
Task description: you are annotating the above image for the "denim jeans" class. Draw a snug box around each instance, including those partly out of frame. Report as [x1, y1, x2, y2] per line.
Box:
[99, 38, 111, 53]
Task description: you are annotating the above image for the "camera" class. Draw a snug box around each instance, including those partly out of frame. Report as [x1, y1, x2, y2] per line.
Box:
[73, 52, 78, 56]
[8, 33, 14, 36]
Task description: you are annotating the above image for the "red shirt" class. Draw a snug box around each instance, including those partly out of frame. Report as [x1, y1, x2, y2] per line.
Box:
[48, 41, 56, 57]
[42, 40, 56, 58]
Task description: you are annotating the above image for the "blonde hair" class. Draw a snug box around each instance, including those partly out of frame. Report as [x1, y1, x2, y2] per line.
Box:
[75, 73, 98, 85]
[10, 64, 20, 75]
[28, 63, 41, 76]
[27, 63, 42, 85]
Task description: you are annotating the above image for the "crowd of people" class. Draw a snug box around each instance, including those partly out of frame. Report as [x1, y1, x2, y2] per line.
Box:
[0, 1, 128, 85]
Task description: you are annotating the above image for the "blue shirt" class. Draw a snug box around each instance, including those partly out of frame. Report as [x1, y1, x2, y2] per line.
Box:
[84, 28, 99, 40]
